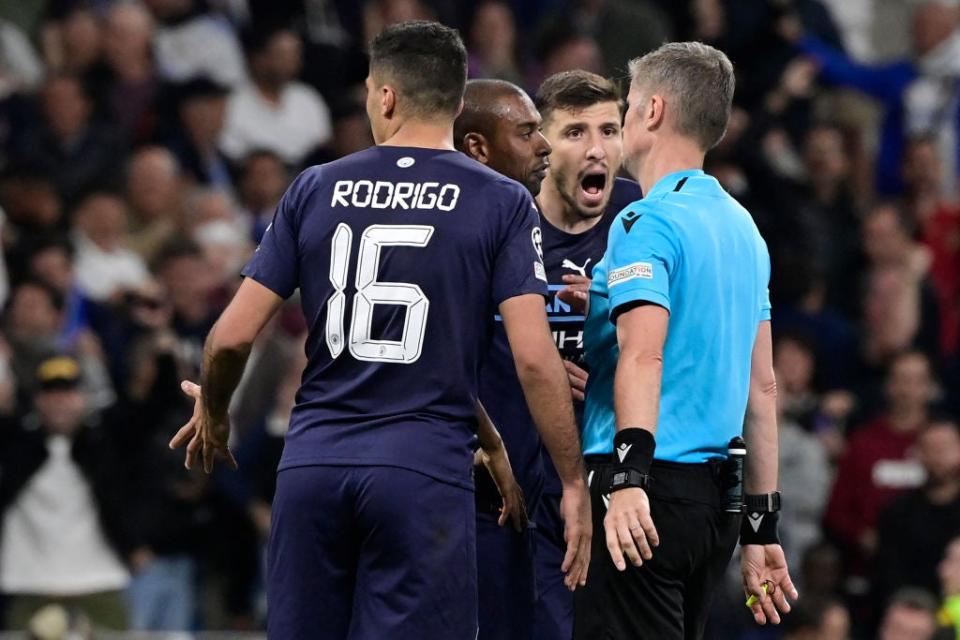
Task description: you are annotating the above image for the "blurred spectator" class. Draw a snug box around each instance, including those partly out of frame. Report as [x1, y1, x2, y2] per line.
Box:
[100, 3, 162, 145]
[165, 76, 233, 190]
[236, 150, 287, 242]
[901, 135, 960, 357]
[534, 25, 603, 83]
[825, 351, 934, 582]
[542, 0, 671, 79]
[192, 218, 252, 286]
[11, 75, 124, 205]
[125, 147, 183, 262]
[878, 588, 940, 640]
[801, 541, 846, 598]
[38, 5, 102, 77]
[0, 18, 43, 98]
[0, 355, 131, 630]
[27, 237, 91, 347]
[71, 192, 150, 303]
[0, 170, 63, 236]
[776, 384, 832, 571]
[875, 418, 960, 608]
[467, 1, 523, 84]
[798, 1, 960, 196]
[362, 0, 434, 47]
[221, 27, 332, 166]
[800, 123, 863, 315]
[147, 0, 247, 87]
[152, 239, 221, 377]
[781, 594, 851, 640]
[3, 280, 113, 409]
[859, 204, 941, 381]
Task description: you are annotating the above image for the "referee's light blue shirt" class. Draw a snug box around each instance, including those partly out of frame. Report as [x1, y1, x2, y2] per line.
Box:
[582, 169, 771, 462]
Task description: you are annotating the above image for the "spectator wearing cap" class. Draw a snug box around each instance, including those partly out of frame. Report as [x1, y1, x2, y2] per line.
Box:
[165, 75, 234, 190]
[0, 355, 134, 631]
[220, 26, 332, 166]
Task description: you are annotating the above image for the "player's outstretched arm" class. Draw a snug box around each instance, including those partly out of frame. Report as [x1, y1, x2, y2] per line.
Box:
[169, 278, 284, 473]
[475, 400, 528, 532]
[741, 321, 798, 625]
[499, 294, 591, 589]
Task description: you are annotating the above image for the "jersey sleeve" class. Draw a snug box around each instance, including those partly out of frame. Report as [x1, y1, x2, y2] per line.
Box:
[605, 204, 678, 321]
[758, 235, 772, 322]
[491, 182, 549, 306]
[241, 167, 321, 299]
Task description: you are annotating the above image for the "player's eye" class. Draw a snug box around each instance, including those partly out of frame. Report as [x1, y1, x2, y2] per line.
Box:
[567, 128, 582, 139]
[603, 126, 620, 137]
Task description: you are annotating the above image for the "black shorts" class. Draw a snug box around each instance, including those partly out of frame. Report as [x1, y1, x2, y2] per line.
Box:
[574, 457, 740, 640]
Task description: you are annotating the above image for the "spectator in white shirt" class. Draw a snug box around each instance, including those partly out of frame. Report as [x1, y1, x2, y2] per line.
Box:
[146, 0, 247, 88]
[72, 192, 150, 303]
[220, 26, 332, 166]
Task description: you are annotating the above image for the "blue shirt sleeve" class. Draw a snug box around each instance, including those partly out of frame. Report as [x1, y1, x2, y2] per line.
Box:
[491, 181, 549, 306]
[605, 205, 678, 320]
[759, 238, 772, 322]
[798, 36, 916, 104]
[241, 166, 321, 299]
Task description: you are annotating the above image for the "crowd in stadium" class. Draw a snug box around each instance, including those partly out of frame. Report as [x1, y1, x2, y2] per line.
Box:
[0, 0, 957, 638]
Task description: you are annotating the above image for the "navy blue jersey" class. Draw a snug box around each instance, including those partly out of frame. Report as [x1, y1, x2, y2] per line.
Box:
[477, 178, 641, 510]
[242, 146, 548, 489]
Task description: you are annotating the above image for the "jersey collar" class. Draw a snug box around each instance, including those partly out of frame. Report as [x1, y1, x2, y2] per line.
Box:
[644, 169, 705, 200]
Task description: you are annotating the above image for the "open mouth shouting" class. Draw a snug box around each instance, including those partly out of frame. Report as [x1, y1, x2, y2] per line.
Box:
[578, 168, 609, 209]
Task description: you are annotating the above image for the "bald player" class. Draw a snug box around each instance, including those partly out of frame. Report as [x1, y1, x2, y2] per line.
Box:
[455, 79, 554, 640]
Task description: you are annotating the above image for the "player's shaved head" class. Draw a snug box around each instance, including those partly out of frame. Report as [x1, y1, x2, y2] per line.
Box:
[454, 80, 528, 148]
[454, 79, 551, 195]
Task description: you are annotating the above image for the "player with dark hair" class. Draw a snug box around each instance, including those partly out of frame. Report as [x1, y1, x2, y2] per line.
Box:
[169, 21, 591, 640]
[532, 70, 641, 640]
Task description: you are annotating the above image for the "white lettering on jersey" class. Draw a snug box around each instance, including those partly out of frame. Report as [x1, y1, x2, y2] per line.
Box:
[331, 180, 461, 211]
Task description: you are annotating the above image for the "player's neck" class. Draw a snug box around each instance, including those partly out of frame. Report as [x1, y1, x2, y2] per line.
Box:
[379, 119, 456, 151]
[636, 137, 705, 196]
[536, 180, 603, 235]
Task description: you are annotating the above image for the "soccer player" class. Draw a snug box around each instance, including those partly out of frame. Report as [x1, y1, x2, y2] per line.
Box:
[570, 43, 797, 640]
[454, 78, 552, 640]
[531, 70, 641, 640]
[168, 21, 591, 640]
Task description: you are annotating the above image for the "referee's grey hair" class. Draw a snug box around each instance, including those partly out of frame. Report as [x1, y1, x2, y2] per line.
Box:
[628, 42, 735, 151]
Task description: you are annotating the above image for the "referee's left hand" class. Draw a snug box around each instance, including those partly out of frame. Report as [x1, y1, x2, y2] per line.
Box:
[741, 543, 798, 625]
[604, 487, 659, 571]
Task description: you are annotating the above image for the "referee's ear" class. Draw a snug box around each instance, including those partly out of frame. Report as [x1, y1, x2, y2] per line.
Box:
[463, 132, 490, 165]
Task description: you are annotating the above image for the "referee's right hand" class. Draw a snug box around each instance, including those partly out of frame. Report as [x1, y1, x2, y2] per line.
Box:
[604, 487, 659, 571]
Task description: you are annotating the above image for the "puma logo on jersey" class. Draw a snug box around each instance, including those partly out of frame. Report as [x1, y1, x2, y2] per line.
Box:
[562, 258, 592, 277]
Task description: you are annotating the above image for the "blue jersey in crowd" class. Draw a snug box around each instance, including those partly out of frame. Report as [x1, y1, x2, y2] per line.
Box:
[582, 169, 771, 463]
[242, 146, 548, 489]
[477, 178, 642, 511]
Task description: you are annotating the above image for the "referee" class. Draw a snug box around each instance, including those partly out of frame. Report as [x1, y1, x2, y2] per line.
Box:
[569, 42, 799, 639]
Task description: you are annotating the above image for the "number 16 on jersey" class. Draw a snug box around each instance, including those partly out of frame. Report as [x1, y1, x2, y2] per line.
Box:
[326, 223, 434, 364]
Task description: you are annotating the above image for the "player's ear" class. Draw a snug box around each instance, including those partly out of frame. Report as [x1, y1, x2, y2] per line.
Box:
[647, 94, 665, 131]
[381, 85, 397, 118]
[463, 132, 489, 164]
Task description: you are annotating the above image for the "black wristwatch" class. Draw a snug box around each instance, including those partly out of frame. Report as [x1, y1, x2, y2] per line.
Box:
[609, 468, 652, 493]
[744, 491, 781, 513]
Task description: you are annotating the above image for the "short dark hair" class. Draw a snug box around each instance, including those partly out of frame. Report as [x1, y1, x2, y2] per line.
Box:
[369, 20, 467, 119]
[454, 79, 528, 150]
[534, 70, 622, 125]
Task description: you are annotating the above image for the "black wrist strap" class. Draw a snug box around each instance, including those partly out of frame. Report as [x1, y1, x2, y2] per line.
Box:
[609, 468, 652, 493]
[745, 492, 781, 513]
[740, 510, 780, 545]
[608, 428, 656, 494]
[613, 428, 655, 474]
